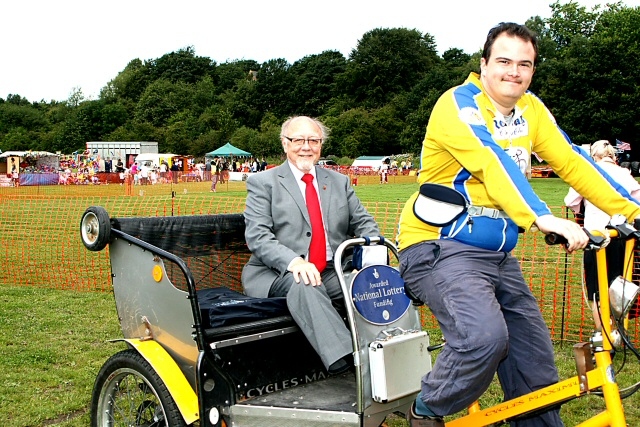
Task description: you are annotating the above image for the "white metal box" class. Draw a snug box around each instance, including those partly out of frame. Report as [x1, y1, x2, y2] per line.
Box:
[368, 330, 431, 403]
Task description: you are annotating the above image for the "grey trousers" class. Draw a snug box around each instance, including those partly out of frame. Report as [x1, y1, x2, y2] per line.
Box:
[269, 264, 352, 369]
[399, 240, 564, 427]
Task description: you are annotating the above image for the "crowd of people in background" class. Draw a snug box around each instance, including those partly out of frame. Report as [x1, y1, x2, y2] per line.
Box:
[53, 155, 273, 185]
[4, 152, 417, 187]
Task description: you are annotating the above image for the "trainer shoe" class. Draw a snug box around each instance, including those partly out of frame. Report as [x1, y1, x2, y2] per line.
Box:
[406, 402, 444, 427]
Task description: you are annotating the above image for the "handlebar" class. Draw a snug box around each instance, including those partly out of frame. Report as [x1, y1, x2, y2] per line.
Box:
[544, 220, 640, 248]
[544, 229, 607, 248]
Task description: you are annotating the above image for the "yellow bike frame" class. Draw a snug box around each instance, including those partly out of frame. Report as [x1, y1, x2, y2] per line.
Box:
[444, 230, 630, 427]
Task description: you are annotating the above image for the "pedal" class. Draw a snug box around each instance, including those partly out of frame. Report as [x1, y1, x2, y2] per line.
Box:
[573, 342, 594, 392]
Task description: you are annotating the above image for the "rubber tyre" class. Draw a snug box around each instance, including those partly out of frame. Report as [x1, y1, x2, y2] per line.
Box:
[631, 161, 640, 177]
[91, 349, 187, 427]
[80, 206, 111, 251]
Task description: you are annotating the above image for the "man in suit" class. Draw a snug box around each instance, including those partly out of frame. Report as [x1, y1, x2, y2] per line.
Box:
[242, 116, 379, 374]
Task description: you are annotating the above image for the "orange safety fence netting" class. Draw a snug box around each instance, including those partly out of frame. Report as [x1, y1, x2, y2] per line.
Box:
[0, 192, 638, 346]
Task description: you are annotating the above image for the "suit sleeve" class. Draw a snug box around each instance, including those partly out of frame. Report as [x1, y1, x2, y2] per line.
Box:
[244, 174, 300, 273]
[343, 174, 380, 237]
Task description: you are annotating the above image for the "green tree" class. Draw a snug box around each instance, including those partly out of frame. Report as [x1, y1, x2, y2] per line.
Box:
[134, 79, 194, 127]
[200, 103, 239, 135]
[536, 3, 639, 146]
[442, 48, 472, 68]
[165, 111, 200, 155]
[100, 102, 130, 136]
[341, 28, 440, 108]
[323, 109, 375, 157]
[5, 94, 32, 106]
[216, 59, 260, 93]
[231, 126, 262, 156]
[146, 46, 216, 85]
[545, 0, 600, 51]
[105, 59, 150, 104]
[575, 4, 640, 143]
[107, 121, 159, 145]
[218, 79, 262, 129]
[1, 128, 33, 151]
[396, 53, 473, 155]
[192, 76, 217, 115]
[0, 102, 47, 133]
[254, 58, 293, 117]
[288, 51, 347, 117]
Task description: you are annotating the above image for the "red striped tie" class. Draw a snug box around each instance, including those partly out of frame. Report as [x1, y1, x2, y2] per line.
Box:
[301, 173, 327, 272]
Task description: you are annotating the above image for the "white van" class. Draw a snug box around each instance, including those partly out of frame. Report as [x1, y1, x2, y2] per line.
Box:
[134, 153, 177, 169]
[351, 156, 391, 170]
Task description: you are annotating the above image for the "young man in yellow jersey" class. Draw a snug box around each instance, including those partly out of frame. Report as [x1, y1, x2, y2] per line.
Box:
[398, 22, 640, 427]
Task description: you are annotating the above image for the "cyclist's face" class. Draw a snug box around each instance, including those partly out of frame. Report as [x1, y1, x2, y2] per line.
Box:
[282, 117, 323, 173]
[480, 33, 536, 115]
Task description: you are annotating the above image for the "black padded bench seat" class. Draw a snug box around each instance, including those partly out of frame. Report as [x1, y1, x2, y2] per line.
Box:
[197, 287, 296, 341]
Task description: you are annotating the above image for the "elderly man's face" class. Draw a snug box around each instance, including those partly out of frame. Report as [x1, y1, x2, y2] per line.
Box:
[282, 117, 323, 173]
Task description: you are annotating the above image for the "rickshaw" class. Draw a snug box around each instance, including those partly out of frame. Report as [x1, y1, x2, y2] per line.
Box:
[81, 206, 640, 426]
[80, 206, 432, 427]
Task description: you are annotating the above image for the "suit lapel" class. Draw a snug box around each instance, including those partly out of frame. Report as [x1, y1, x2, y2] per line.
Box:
[277, 163, 310, 226]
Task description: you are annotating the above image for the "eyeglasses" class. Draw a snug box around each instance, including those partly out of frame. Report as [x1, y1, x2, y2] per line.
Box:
[284, 136, 323, 148]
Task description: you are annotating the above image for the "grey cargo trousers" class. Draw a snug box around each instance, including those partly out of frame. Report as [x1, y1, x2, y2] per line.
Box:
[399, 240, 564, 427]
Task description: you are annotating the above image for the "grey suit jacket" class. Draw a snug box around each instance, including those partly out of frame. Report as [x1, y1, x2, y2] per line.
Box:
[242, 162, 380, 298]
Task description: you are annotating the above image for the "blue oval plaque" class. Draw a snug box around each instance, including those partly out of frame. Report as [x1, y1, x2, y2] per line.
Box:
[350, 265, 411, 325]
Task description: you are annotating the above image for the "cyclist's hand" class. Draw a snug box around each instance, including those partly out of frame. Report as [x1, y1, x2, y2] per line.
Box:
[535, 214, 588, 253]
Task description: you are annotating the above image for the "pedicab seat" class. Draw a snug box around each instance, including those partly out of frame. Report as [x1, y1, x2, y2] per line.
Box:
[197, 286, 296, 341]
[111, 213, 298, 342]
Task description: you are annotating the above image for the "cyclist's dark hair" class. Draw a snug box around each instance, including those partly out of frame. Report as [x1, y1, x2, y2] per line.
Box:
[482, 22, 539, 66]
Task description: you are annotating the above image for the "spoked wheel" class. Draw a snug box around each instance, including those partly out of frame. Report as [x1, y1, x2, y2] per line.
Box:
[91, 349, 186, 427]
[80, 206, 111, 251]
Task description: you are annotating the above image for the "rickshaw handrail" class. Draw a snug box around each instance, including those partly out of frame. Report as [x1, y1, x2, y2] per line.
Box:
[334, 235, 401, 414]
[109, 227, 208, 351]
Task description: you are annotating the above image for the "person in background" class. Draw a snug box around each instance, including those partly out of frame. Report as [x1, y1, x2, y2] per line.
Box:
[170, 161, 180, 183]
[10, 159, 19, 187]
[219, 160, 227, 184]
[379, 162, 388, 184]
[242, 116, 379, 374]
[139, 162, 150, 185]
[396, 22, 640, 427]
[565, 139, 640, 328]
[204, 159, 212, 182]
[210, 158, 219, 192]
[130, 162, 139, 185]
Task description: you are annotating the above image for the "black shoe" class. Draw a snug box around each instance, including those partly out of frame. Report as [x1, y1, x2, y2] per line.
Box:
[328, 357, 350, 375]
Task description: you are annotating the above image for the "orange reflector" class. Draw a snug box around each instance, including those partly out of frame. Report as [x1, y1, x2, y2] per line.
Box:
[152, 265, 163, 282]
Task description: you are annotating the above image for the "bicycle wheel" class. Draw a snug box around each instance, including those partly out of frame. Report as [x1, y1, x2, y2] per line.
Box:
[91, 349, 187, 427]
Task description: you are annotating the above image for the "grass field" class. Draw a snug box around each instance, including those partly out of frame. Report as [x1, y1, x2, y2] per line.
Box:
[2, 177, 640, 426]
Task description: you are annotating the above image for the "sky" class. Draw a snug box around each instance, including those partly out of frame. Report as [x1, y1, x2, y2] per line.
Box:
[2, 0, 639, 103]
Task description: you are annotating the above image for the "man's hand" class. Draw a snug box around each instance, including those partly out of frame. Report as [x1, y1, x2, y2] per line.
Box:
[534, 214, 588, 253]
[288, 257, 323, 286]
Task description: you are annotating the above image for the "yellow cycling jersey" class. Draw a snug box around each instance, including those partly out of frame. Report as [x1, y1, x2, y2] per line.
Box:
[397, 73, 640, 252]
